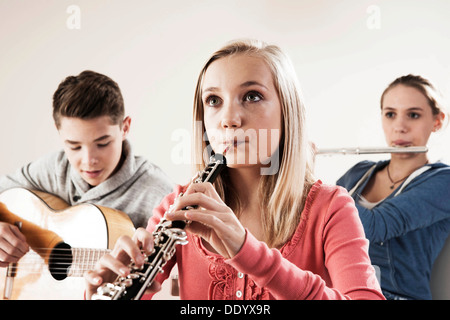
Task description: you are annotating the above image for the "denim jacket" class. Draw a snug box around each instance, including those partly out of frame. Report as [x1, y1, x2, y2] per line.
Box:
[337, 160, 450, 300]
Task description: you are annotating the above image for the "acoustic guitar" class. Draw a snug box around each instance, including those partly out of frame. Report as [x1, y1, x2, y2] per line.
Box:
[0, 187, 135, 300]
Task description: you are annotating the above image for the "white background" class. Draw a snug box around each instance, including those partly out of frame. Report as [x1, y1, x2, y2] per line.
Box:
[1, 0, 449, 185]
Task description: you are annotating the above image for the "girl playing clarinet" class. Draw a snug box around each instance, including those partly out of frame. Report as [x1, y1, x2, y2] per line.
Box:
[85, 39, 384, 300]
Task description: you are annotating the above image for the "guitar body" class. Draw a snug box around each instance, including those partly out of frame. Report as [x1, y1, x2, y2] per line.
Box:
[0, 188, 135, 300]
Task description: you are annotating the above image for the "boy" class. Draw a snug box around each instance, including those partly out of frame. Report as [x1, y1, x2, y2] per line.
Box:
[0, 70, 173, 267]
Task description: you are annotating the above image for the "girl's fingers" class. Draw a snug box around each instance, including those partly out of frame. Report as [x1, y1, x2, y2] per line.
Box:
[171, 191, 225, 214]
[112, 228, 153, 268]
[84, 228, 155, 299]
[184, 182, 223, 202]
[165, 182, 246, 259]
[97, 251, 131, 278]
[167, 207, 246, 259]
[84, 270, 104, 287]
[132, 227, 154, 255]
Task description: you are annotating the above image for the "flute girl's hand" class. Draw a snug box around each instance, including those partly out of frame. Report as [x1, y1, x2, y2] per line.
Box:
[84, 228, 160, 299]
[165, 182, 246, 260]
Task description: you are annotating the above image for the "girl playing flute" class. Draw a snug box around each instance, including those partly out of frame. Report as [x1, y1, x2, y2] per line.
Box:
[337, 74, 450, 300]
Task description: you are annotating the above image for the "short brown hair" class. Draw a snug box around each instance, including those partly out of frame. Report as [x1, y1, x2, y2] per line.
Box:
[52, 70, 124, 128]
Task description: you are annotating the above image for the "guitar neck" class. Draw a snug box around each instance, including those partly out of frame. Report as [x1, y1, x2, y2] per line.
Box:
[69, 248, 111, 277]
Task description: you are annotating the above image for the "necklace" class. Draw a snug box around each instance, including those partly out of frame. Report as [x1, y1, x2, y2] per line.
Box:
[386, 161, 429, 189]
[386, 164, 412, 189]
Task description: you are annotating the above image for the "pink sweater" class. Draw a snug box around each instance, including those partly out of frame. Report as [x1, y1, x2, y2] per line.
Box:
[145, 181, 385, 300]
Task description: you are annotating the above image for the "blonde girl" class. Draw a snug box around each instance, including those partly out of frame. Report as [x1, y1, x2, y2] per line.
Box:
[85, 39, 384, 300]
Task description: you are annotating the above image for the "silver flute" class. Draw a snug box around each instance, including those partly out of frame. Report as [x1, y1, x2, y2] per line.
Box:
[91, 150, 228, 300]
[316, 146, 428, 155]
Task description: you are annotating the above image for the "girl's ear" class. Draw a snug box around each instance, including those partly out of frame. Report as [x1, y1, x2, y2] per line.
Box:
[433, 112, 445, 132]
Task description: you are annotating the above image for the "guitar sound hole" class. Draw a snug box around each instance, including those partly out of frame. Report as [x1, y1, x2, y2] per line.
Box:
[48, 242, 73, 281]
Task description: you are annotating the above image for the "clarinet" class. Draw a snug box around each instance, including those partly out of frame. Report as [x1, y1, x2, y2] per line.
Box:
[91, 151, 228, 300]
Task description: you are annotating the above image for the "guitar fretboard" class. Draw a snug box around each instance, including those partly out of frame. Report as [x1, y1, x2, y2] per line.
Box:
[69, 248, 110, 277]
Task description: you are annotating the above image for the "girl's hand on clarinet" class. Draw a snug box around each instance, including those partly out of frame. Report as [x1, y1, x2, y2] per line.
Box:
[84, 228, 160, 299]
[165, 182, 246, 260]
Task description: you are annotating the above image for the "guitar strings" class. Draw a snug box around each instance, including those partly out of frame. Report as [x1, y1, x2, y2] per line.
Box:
[5, 248, 111, 275]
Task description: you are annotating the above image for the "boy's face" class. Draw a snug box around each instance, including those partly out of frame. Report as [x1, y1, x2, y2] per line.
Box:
[58, 116, 130, 187]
